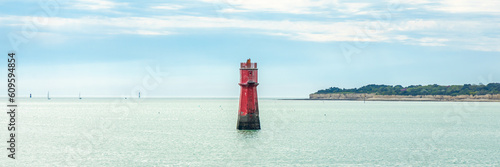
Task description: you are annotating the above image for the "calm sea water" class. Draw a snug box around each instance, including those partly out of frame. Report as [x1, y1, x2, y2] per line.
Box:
[4, 98, 500, 166]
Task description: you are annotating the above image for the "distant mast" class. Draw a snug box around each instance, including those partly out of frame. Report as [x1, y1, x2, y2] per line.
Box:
[79, 92, 82, 99]
[139, 92, 141, 99]
[47, 91, 51, 100]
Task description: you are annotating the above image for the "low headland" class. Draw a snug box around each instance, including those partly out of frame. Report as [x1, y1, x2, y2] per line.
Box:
[310, 83, 500, 102]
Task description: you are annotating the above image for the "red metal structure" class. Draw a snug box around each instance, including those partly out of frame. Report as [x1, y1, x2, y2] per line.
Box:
[237, 59, 260, 130]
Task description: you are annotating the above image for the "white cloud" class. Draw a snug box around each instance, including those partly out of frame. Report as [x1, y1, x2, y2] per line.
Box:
[208, 0, 500, 16]
[394, 35, 409, 41]
[204, 0, 373, 15]
[402, 0, 500, 14]
[337, 2, 371, 15]
[120, 30, 173, 36]
[393, 19, 438, 31]
[415, 37, 449, 46]
[73, 0, 128, 10]
[2, 14, 499, 52]
[205, 0, 327, 14]
[151, 4, 184, 10]
[218, 8, 248, 13]
[2, 15, 380, 41]
[437, 0, 500, 13]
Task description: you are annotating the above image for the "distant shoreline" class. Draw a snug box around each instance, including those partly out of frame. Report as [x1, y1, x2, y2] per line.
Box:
[281, 98, 500, 102]
[307, 93, 500, 102]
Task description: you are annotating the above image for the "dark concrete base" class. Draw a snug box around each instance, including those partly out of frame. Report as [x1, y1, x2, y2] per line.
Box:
[237, 115, 260, 130]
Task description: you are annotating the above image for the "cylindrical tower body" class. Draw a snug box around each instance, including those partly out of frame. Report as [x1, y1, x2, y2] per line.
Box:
[237, 59, 260, 130]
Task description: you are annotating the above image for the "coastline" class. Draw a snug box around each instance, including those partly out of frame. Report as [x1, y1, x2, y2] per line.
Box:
[307, 93, 500, 102]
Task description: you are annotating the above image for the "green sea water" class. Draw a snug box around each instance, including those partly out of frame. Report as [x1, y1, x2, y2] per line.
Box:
[3, 98, 499, 166]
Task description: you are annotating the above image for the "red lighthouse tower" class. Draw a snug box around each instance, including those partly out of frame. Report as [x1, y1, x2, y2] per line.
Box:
[237, 59, 260, 130]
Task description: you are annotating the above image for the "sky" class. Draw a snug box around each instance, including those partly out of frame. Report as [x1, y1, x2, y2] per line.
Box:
[1, 0, 500, 98]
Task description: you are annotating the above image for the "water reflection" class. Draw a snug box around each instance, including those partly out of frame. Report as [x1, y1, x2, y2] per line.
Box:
[237, 130, 260, 139]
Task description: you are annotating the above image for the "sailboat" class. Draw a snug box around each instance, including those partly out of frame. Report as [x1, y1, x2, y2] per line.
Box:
[79, 92, 82, 99]
[139, 92, 141, 99]
[47, 92, 51, 100]
[30, 93, 32, 98]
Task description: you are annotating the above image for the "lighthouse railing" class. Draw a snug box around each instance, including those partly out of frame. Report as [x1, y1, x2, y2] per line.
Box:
[240, 63, 257, 69]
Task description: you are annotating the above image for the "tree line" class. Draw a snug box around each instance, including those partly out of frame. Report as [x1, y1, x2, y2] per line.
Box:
[314, 83, 500, 96]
